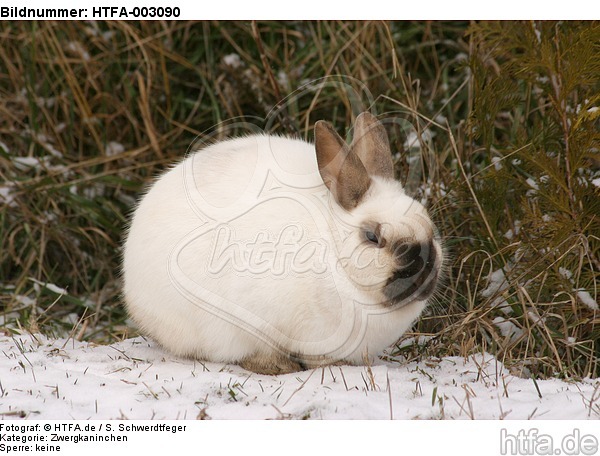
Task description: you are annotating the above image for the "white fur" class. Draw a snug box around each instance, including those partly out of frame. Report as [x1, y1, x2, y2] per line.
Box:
[123, 134, 442, 368]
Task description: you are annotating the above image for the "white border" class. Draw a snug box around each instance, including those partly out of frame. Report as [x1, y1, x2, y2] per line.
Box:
[6, 0, 600, 19]
[5, 420, 600, 456]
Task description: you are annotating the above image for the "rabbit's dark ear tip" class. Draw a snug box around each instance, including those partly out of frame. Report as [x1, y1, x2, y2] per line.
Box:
[356, 112, 377, 122]
[314, 120, 331, 130]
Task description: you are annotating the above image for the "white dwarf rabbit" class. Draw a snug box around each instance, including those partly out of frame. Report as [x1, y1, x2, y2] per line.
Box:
[123, 112, 442, 374]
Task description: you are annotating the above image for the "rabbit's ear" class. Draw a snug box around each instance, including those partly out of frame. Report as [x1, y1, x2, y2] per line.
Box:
[315, 120, 371, 211]
[350, 112, 394, 179]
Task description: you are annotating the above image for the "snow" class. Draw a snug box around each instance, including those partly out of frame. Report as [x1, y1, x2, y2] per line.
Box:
[277, 70, 289, 90]
[577, 290, 598, 310]
[0, 185, 16, 207]
[481, 269, 513, 314]
[481, 268, 509, 298]
[503, 221, 521, 240]
[0, 140, 9, 153]
[434, 114, 447, 125]
[12, 156, 50, 171]
[14, 295, 36, 307]
[105, 141, 125, 157]
[527, 310, 546, 327]
[44, 283, 68, 295]
[223, 53, 242, 68]
[492, 316, 523, 343]
[526, 177, 539, 191]
[0, 334, 598, 420]
[492, 156, 502, 171]
[29, 279, 68, 295]
[559, 267, 573, 281]
[403, 129, 433, 151]
[65, 41, 90, 61]
[533, 22, 542, 43]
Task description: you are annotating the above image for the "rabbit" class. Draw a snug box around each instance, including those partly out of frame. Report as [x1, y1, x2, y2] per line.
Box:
[123, 112, 443, 375]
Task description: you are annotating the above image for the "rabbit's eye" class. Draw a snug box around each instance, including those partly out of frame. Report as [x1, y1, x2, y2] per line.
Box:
[365, 230, 380, 246]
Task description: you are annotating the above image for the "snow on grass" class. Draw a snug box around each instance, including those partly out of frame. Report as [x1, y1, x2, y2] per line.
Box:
[105, 141, 125, 157]
[526, 177, 539, 191]
[65, 41, 90, 61]
[12, 156, 51, 171]
[576, 290, 598, 311]
[492, 316, 524, 343]
[491, 156, 502, 171]
[481, 269, 508, 298]
[403, 129, 433, 151]
[29, 278, 68, 295]
[0, 185, 16, 208]
[0, 335, 598, 420]
[222, 53, 242, 68]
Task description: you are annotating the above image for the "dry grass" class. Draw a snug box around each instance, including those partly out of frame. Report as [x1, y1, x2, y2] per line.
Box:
[0, 21, 598, 378]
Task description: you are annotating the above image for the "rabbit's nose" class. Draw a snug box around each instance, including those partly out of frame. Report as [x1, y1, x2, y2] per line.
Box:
[384, 239, 439, 304]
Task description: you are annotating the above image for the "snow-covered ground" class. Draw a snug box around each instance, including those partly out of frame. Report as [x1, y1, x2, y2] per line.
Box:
[0, 334, 598, 420]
